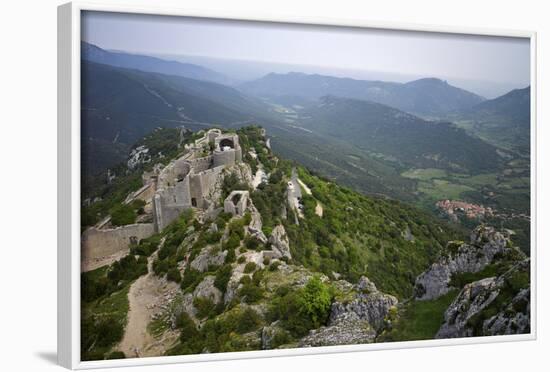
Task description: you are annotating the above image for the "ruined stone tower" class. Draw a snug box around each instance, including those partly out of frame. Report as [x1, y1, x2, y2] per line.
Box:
[152, 129, 242, 231]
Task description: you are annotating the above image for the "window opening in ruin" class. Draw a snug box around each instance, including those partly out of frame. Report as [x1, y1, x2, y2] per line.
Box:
[219, 138, 234, 151]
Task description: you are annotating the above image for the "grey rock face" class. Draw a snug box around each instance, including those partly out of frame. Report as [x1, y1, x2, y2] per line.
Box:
[355, 276, 378, 293]
[483, 288, 530, 335]
[436, 260, 530, 339]
[268, 225, 292, 259]
[328, 276, 397, 333]
[436, 277, 500, 338]
[193, 275, 222, 304]
[247, 202, 267, 243]
[330, 291, 398, 331]
[401, 225, 415, 242]
[415, 225, 516, 301]
[261, 321, 284, 349]
[190, 246, 227, 272]
[299, 312, 376, 347]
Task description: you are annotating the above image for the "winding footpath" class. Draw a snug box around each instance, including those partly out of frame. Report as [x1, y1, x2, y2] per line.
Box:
[117, 252, 179, 358]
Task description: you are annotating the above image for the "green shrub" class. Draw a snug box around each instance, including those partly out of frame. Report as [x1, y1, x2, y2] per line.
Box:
[175, 312, 202, 353]
[237, 256, 246, 264]
[205, 231, 223, 244]
[235, 307, 262, 333]
[167, 268, 182, 283]
[252, 270, 264, 285]
[299, 276, 332, 327]
[244, 262, 257, 273]
[239, 275, 252, 285]
[222, 173, 249, 199]
[228, 219, 246, 240]
[214, 265, 233, 293]
[215, 212, 232, 230]
[224, 232, 241, 250]
[193, 297, 217, 319]
[158, 243, 177, 261]
[225, 248, 236, 264]
[245, 236, 260, 251]
[131, 199, 146, 214]
[92, 317, 124, 348]
[270, 330, 293, 349]
[131, 235, 161, 256]
[268, 277, 332, 337]
[181, 269, 204, 293]
[109, 204, 137, 226]
[107, 255, 147, 289]
[239, 282, 263, 303]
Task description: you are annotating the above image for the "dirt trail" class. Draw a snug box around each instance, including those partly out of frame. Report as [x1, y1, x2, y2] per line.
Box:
[117, 253, 179, 358]
[296, 176, 323, 217]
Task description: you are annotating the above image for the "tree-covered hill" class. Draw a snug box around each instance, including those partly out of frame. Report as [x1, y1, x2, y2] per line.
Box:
[298, 96, 502, 174]
[448, 86, 531, 154]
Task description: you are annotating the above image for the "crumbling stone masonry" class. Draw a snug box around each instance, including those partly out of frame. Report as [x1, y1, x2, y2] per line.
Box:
[152, 129, 242, 231]
[224, 190, 249, 216]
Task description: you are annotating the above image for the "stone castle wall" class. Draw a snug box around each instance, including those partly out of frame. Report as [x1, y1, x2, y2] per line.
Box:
[213, 148, 242, 168]
[188, 155, 214, 173]
[224, 190, 249, 216]
[131, 182, 156, 203]
[157, 157, 191, 188]
[81, 129, 247, 268]
[153, 175, 192, 231]
[189, 166, 224, 209]
[81, 223, 155, 262]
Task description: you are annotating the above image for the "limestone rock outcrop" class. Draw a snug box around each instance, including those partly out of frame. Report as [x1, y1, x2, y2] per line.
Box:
[247, 203, 267, 243]
[190, 246, 227, 272]
[436, 260, 530, 338]
[330, 276, 398, 331]
[193, 275, 222, 304]
[299, 312, 376, 347]
[268, 225, 291, 259]
[414, 225, 519, 301]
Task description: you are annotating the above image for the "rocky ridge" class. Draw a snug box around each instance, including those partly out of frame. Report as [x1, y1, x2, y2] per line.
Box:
[414, 225, 521, 301]
[299, 276, 397, 347]
[436, 259, 530, 338]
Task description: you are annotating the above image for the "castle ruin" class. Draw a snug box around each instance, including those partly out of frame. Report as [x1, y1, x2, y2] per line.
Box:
[82, 129, 243, 270]
[152, 129, 242, 231]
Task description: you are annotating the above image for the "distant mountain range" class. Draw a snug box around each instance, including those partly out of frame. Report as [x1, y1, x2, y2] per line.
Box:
[448, 86, 530, 154]
[239, 72, 486, 116]
[465, 86, 530, 124]
[82, 41, 230, 85]
[80, 43, 529, 200]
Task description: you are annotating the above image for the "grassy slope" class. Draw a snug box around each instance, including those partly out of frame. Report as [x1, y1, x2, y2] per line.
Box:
[379, 290, 459, 342]
[81, 285, 131, 361]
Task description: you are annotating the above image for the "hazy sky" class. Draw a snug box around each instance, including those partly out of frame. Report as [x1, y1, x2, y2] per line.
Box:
[82, 11, 530, 95]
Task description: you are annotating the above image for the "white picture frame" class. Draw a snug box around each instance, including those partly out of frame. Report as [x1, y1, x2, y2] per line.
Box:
[58, 1, 537, 369]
